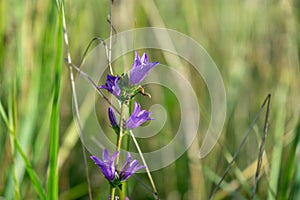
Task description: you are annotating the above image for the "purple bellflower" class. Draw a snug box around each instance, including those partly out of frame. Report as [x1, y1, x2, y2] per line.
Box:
[108, 107, 118, 127]
[108, 102, 152, 130]
[91, 149, 144, 189]
[90, 149, 118, 182]
[129, 51, 159, 85]
[126, 102, 153, 129]
[119, 152, 145, 181]
[108, 107, 120, 134]
[99, 74, 121, 97]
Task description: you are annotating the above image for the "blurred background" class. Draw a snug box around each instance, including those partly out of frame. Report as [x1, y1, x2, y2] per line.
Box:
[0, 0, 299, 199]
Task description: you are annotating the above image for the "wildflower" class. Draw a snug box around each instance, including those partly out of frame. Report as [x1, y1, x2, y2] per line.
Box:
[90, 149, 119, 182]
[108, 107, 119, 134]
[129, 51, 159, 85]
[126, 102, 153, 129]
[99, 74, 121, 97]
[119, 152, 145, 181]
[91, 149, 144, 189]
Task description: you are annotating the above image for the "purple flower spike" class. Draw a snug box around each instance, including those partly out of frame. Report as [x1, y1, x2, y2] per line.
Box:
[129, 51, 159, 85]
[108, 107, 118, 128]
[90, 149, 119, 182]
[119, 152, 145, 181]
[99, 74, 121, 97]
[126, 102, 153, 129]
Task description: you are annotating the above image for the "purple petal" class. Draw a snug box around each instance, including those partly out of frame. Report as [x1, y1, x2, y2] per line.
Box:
[120, 152, 132, 172]
[108, 107, 118, 128]
[126, 102, 152, 129]
[99, 75, 121, 97]
[141, 53, 148, 63]
[90, 149, 119, 182]
[119, 152, 145, 181]
[129, 51, 159, 85]
[102, 149, 111, 161]
[132, 51, 142, 69]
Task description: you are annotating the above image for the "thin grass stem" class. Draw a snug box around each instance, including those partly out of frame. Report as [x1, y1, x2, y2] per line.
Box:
[108, 0, 114, 74]
[251, 94, 271, 199]
[209, 94, 271, 199]
[60, 1, 93, 199]
[129, 130, 159, 200]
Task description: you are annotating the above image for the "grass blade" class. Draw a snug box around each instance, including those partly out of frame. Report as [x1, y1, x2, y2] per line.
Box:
[14, 137, 47, 200]
[267, 88, 287, 200]
[1, 89, 46, 199]
[251, 94, 271, 199]
[209, 94, 271, 199]
[288, 121, 300, 199]
[47, 3, 63, 199]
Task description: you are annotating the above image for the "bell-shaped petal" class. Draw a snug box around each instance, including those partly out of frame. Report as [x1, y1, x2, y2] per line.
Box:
[90, 149, 119, 182]
[126, 102, 153, 129]
[119, 152, 145, 181]
[108, 107, 118, 128]
[99, 74, 121, 97]
[129, 51, 159, 85]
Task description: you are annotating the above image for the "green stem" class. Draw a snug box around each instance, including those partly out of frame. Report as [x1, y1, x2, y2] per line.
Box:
[110, 102, 127, 200]
[129, 130, 159, 199]
[115, 102, 127, 166]
[110, 186, 116, 200]
[119, 100, 133, 200]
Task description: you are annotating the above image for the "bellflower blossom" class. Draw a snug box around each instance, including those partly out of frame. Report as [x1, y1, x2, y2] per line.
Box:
[108, 102, 152, 130]
[108, 107, 120, 134]
[99, 74, 121, 97]
[129, 51, 160, 85]
[119, 152, 145, 181]
[90, 149, 144, 186]
[90, 149, 118, 182]
[126, 102, 152, 129]
[108, 107, 118, 128]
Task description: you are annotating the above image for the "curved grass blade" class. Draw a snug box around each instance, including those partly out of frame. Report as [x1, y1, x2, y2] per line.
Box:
[1, 100, 46, 200]
[209, 94, 271, 199]
[251, 94, 271, 199]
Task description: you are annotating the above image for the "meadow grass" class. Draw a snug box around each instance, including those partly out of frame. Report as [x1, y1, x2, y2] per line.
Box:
[0, 0, 299, 199]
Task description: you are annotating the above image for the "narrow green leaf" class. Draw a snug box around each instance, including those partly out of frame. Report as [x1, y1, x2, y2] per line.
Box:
[47, 2, 63, 199]
[4, 85, 47, 200]
[289, 121, 300, 199]
[267, 88, 287, 200]
[14, 138, 47, 200]
[0, 101, 13, 132]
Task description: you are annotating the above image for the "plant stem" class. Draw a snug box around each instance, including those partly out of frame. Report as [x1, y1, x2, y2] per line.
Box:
[108, 0, 113, 74]
[110, 186, 116, 200]
[119, 101, 133, 200]
[115, 102, 127, 165]
[129, 130, 159, 199]
[110, 102, 127, 200]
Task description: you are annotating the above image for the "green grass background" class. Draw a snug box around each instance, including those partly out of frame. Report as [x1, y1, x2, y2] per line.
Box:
[0, 0, 299, 199]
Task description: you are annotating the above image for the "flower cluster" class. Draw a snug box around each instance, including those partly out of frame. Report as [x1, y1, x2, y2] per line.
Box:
[98, 51, 159, 102]
[108, 102, 153, 133]
[90, 51, 158, 198]
[102, 51, 158, 132]
[90, 149, 145, 189]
